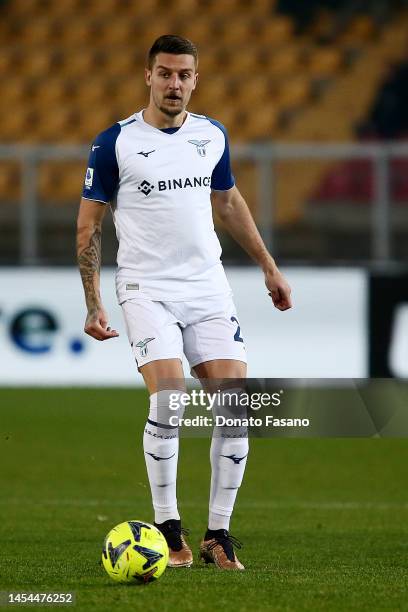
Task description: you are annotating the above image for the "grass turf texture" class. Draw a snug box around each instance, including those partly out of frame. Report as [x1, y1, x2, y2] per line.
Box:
[1, 388, 408, 612]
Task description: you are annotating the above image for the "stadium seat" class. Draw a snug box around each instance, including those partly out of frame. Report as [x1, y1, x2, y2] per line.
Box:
[98, 18, 137, 46]
[255, 16, 294, 47]
[58, 19, 96, 46]
[0, 163, 21, 202]
[225, 47, 261, 75]
[18, 17, 57, 45]
[39, 162, 85, 203]
[20, 49, 59, 78]
[34, 109, 78, 143]
[31, 77, 70, 108]
[1, 77, 26, 108]
[239, 105, 279, 140]
[72, 77, 110, 108]
[218, 17, 256, 47]
[235, 76, 271, 108]
[265, 45, 301, 77]
[180, 17, 215, 47]
[276, 75, 311, 109]
[339, 15, 376, 47]
[100, 48, 139, 78]
[0, 107, 35, 142]
[60, 50, 101, 78]
[194, 76, 232, 113]
[306, 47, 342, 79]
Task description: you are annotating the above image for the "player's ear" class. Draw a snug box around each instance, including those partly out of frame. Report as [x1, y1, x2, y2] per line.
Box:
[192, 72, 198, 90]
[145, 68, 152, 86]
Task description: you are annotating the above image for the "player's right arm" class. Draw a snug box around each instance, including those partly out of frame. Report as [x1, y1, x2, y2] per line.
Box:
[77, 124, 121, 340]
[76, 198, 119, 341]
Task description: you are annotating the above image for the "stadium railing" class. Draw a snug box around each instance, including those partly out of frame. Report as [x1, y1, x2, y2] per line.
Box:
[1, 142, 408, 265]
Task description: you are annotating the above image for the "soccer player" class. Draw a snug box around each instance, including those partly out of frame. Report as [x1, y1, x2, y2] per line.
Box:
[77, 35, 291, 571]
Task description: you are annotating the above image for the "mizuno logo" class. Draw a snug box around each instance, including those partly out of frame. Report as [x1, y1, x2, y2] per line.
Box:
[221, 453, 248, 464]
[91, 145, 100, 151]
[188, 139, 211, 157]
[135, 337, 155, 356]
[138, 150, 155, 157]
[145, 452, 176, 461]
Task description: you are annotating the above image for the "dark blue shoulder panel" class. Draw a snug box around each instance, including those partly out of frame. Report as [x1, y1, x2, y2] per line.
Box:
[206, 117, 235, 191]
[82, 123, 121, 203]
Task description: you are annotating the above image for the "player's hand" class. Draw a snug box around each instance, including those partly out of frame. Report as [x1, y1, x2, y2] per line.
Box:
[264, 267, 292, 311]
[84, 307, 119, 341]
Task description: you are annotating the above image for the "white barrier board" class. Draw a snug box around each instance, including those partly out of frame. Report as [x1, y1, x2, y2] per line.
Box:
[0, 267, 367, 385]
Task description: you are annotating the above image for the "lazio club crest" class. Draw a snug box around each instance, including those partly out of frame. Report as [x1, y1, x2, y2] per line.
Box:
[188, 140, 211, 157]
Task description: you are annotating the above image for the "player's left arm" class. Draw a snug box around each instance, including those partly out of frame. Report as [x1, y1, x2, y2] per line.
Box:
[211, 186, 292, 311]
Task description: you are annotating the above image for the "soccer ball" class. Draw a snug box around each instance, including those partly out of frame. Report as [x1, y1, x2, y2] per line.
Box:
[101, 520, 169, 583]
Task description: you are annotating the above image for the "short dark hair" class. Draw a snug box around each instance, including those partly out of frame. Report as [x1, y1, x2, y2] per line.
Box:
[147, 35, 198, 70]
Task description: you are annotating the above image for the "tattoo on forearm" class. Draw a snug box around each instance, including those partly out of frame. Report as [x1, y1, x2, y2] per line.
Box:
[78, 228, 101, 313]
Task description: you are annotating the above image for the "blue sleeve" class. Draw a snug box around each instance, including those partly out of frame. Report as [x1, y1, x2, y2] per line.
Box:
[208, 118, 235, 191]
[82, 123, 120, 203]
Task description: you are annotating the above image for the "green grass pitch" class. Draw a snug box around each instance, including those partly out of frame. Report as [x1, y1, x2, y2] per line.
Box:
[1, 388, 408, 611]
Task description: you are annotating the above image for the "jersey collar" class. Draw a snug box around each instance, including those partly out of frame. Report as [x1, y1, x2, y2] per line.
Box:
[136, 109, 191, 135]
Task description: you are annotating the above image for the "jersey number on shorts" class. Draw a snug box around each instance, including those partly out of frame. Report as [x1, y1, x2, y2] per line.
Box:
[231, 316, 244, 343]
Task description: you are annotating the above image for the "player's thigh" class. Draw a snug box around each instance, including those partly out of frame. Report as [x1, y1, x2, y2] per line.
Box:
[140, 359, 185, 395]
[193, 359, 247, 382]
[121, 298, 184, 394]
[183, 294, 247, 383]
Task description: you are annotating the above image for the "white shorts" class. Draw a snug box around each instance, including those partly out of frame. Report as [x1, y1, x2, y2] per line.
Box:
[121, 294, 247, 370]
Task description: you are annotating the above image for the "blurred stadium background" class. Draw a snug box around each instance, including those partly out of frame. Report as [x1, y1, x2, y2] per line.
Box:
[1, 0, 408, 381]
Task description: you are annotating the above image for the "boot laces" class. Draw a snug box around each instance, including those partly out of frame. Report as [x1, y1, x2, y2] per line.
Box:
[207, 531, 242, 562]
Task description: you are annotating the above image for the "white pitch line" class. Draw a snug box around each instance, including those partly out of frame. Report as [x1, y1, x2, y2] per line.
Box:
[1, 499, 408, 510]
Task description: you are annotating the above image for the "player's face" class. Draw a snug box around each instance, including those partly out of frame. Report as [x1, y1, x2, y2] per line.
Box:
[145, 53, 198, 117]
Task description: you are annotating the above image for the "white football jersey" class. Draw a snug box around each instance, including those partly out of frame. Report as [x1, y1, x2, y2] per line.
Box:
[82, 110, 235, 303]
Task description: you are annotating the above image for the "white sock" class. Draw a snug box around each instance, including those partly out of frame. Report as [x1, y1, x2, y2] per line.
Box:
[208, 388, 249, 532]
[143, 390, 184, 525]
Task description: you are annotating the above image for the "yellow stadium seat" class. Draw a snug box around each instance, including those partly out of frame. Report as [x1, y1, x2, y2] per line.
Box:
[235, 76, 271, 107]
[0, 107, 34, 142]
[0, 163, 21, 202]
[239, 105, 279, 141]
[2, 78, 26, 107]
[124, 0, 161, 18]
[0, 48, 19, 75]
[306, 47, 342, 78]
[179, 17, 215, 46]
[218, 17, 256, 47]
[77, 108, 119, 142]
[58, 19, 96, 46]
[20, 49, 58, 78]
[98, 18, 137, 45]
[34, 109, 77, 142]
[256, 16, 294, 47]
[339, 15, 376, 46]
[49, 0, 82, 17]
[18, 18, 57, 45]
[72, 77, 110, 108]
[209, 0, 243, 17]
[194, 76, 231, 112]
[39, 162, 85, 203]
[276, 75, 310, 109]
[60, 50, 100, 78]
[100, 48, 139, 78]
[195, 49, 220, 77]
[31, 78, 69, 108]
[225, 47, 261, 75]
[171, 0, 200, 18]
[265, 45, 301, 77]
